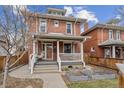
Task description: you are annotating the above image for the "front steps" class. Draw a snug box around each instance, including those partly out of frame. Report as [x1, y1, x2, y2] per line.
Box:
[33, 61, 59, 73]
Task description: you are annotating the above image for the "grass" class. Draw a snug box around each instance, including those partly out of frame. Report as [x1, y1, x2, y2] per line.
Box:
[67, 79, 118, 88]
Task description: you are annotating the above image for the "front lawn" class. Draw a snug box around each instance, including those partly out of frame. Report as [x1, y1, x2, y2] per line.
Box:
[67, 79, 118, 88]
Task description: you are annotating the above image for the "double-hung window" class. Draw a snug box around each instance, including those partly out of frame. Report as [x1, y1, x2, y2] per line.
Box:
[39, 19, 46, 32]
[116, 31, 120, 40]
[66, 22, 72, 34]
[108, 30, 113, 40]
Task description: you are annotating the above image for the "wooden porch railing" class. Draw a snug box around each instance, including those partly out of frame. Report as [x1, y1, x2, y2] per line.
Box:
[59, 53, 81, 62]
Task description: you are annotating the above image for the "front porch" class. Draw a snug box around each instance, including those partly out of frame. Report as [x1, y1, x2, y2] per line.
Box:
[29, 33, 90, 74]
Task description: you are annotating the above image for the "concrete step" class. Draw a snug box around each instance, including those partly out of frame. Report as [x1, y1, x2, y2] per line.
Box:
[34, 65, 58, 70]
[33, 69, 59, 73]
[36, 62, 57, 65]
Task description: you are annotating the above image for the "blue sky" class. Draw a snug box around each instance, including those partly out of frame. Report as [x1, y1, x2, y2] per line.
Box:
[0, 5, 122, 32]
[27, 5, 122, 28]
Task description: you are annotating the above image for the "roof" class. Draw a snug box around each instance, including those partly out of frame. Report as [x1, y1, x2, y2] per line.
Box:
[33, 33, 90, 41]
[98, 40, 124, 46]
[47, 8, 67, 15]
[26, 12, 86, 23]
[81, 23, 124, 36]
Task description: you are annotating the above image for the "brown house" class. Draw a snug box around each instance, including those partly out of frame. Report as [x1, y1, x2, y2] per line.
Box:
[26, 8, 89, 73]
[81, 23, 124, 59]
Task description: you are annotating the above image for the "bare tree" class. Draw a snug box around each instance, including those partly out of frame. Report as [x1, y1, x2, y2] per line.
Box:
[0, 5, 31, 87]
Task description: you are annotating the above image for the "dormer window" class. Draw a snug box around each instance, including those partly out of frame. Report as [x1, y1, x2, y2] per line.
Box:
[54, 20, 59, 27]
[108, 30, 113, 40]
[116, 31, 120, 40]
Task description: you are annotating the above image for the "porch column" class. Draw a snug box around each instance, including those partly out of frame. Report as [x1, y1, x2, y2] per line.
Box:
[80, 41, 86, 67]
[112, 45, 116, 58]
[120, 47, 123, 59]
[57, 40, 59, 62]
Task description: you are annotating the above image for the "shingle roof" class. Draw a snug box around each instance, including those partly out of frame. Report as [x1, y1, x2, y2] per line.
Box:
[81, 23, 124, 36]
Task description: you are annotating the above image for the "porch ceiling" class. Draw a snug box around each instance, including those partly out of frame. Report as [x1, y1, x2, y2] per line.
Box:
[34, 33, 90, 41]
[99, 40, 124, 46]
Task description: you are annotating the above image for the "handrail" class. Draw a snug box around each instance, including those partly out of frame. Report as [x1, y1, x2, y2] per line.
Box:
[58, 56, 61, 72]
[30, 53, 35, 74]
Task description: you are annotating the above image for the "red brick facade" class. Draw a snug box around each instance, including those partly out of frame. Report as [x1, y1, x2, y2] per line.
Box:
[81, 24, 124, 58]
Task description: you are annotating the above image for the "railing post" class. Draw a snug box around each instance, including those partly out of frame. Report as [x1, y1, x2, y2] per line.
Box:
[80, 41, 86, 67]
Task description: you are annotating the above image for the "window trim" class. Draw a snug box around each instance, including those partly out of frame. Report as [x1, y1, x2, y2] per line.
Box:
[63, 42, 72, 53]
[39, 19, 47, 33]
[116, 30, 120, 40]
[66, 22, 72, 35]
[108, 30, 113, 40]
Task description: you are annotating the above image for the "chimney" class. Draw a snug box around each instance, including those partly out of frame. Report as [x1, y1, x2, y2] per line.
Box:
[84, 20, 88, 32]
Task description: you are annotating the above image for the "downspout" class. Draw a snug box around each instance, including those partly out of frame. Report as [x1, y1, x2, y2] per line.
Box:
[74, 18, 78, 36]
[81, 38, 87, 68]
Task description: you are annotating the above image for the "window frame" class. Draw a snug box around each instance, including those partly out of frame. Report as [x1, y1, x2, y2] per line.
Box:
[116, 30, 120, 40]
[66, 22, 72, 34]
[39, 19, 47, 33]
[108, 30, 113, 40]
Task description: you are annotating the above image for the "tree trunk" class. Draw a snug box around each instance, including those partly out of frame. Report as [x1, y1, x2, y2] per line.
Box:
[3, 55, 10, 88]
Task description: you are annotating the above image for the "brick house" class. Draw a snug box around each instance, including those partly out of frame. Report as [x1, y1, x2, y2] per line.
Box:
[26, 8, 89, 73]
[81, 23, 124, 59]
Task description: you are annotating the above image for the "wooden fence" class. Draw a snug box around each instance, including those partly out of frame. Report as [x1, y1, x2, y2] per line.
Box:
[0, 51, 29, 72]
[84, 54, 124, 70]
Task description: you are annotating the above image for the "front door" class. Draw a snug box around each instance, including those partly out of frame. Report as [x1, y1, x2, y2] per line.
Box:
[42, 43, 53, 60]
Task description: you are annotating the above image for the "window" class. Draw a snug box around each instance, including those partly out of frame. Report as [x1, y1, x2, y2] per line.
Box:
[39, 19, 46, 32]
[66, 22, 72, 34]
[54, 20, 59, 27]
[116, 31, 120, 40]
[109, 30, 113, 40]
[64, 43, 72, 53]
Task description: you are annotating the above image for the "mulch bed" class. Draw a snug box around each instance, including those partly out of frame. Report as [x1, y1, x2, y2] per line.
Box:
[0, 75, 43, 88]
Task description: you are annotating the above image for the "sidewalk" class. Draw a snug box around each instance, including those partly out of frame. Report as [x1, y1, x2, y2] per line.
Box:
[9, 65, 67, 88]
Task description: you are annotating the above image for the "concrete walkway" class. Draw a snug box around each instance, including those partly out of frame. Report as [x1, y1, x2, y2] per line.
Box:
[9, 65, 67, 88]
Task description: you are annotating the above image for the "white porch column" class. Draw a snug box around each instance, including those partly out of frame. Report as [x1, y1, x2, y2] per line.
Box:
[80, 41, 86, 67]
[112, 46, 116, 58]
[120, 47, 123, 59]
[57, 40, 59, 62]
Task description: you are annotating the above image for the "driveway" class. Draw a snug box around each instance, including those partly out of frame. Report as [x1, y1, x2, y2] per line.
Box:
[9, 65, 67, 88]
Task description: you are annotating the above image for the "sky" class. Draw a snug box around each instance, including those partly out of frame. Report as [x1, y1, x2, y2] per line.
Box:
[0, 5, 123, 32]
[27, 5, 122, 28]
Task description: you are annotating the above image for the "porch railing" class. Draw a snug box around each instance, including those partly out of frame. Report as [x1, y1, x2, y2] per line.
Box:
[59, 53, 81, 62]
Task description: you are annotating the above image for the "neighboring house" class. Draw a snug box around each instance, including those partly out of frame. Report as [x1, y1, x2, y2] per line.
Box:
[26, 8, 89, 73]
[81, 23, 124, 59]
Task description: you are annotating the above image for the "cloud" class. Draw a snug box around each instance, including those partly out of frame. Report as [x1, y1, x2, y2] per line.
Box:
[64, 6, 73, 16]
[115, 15, 122, 19]
[64, 6, 99, 23]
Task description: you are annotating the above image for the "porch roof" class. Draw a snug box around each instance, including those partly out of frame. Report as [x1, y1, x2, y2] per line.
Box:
[34, 33, 90, 41]
[99, 40, 124, 46]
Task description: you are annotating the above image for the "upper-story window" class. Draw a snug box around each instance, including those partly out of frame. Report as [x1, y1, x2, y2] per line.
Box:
[108, 30, 113, 40]
[54, 20, 59, 27]
[116, 31, 120, 40]
[39, 19, 47, 32]
[66, 22, 72, 34]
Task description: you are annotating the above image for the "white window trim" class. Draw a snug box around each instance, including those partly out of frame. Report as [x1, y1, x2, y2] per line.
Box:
[39, 19, 47, 33]
[66, 22, 72, 35]
[116, 30, 121, 40]
[108, 30, 113, 40]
